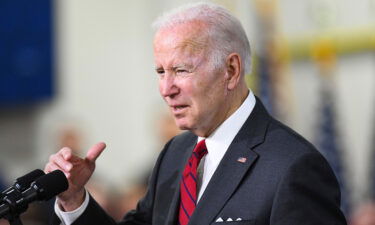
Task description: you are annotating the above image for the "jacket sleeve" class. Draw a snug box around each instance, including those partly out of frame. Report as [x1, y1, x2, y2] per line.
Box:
[270, 152, 347, 225]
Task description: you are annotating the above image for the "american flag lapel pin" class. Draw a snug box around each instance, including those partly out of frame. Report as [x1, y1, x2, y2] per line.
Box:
[237, 157, 247, 163]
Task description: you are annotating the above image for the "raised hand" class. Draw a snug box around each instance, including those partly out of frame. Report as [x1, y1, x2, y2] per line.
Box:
[45, 142, 106, 211]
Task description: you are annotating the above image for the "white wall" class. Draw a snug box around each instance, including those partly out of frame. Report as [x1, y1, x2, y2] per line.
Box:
[34, 0, 166, 187]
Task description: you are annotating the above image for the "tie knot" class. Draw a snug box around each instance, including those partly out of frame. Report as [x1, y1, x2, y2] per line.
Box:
[193, 139, 207, 160]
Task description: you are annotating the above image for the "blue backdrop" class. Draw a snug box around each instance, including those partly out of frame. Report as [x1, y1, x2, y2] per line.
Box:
[0, 0, 54, 106]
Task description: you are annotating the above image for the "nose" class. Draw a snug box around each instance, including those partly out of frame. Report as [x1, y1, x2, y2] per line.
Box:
[159, 74, 179, 99]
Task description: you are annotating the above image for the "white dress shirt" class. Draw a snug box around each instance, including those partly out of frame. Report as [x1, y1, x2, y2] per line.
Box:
[55, 189, 90, 225]
[56, 90, 256, 225]
[197, 90, 255, 200]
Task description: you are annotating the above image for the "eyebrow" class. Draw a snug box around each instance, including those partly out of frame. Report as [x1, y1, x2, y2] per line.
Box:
[155, 66, 164, 72]
[155, 63, 194, 71]
[173, 64, 194, 69]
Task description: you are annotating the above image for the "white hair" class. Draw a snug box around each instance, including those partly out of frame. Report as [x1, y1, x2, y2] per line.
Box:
[152, 2, 252, 75]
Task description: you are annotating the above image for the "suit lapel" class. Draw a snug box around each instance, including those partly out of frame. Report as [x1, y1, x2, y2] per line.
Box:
[189, 143, 258, 225]
[188, 97, 271, 225]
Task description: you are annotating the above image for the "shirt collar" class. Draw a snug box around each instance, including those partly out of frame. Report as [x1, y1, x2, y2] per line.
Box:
[197, 90, 256, 159]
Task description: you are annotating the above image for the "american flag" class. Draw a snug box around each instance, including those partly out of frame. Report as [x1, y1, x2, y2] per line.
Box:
[315, 81, 351, 217]
[258, 56, 275, 115]
[237, 157, 247, 163]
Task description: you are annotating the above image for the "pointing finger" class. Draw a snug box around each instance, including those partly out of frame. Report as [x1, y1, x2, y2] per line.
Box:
[85, 142, 106, 163]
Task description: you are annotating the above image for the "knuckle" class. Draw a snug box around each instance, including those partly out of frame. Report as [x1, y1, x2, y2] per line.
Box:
[61, 147, 72, 158]
[61, 147, 71, 154]
[45, 162, 53, 173]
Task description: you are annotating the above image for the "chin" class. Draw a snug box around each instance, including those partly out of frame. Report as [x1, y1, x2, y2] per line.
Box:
[175, 120, 193, 131]
[176, 124, 190, 131]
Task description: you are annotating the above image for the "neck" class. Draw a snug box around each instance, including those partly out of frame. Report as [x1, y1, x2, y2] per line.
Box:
[195, 85, 249, 137]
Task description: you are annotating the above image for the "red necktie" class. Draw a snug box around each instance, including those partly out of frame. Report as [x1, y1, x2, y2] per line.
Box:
[179, 139, 208, 225]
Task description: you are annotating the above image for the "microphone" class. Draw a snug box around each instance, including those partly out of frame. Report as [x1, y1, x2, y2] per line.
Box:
[23, 169, 69, 201]
[0, 170, 69, 219]
[1, 169, 45, 197]
[14, 169, 46, 192]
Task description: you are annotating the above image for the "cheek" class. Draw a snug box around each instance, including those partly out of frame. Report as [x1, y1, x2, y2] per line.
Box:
[200, 82, 226, 110]
[177, 78, 194, 97]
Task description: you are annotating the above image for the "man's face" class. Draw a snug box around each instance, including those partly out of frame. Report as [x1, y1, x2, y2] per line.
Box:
[153, 22, 230, 137]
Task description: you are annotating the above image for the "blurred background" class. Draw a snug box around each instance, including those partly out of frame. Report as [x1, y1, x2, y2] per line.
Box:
[0, 0, 374, 224]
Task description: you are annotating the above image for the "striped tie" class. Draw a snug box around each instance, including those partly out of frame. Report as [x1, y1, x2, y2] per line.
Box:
[179, 139, 207, 225]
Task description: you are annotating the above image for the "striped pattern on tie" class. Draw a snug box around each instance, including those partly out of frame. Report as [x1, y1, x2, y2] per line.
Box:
[179, 139, 207, 225]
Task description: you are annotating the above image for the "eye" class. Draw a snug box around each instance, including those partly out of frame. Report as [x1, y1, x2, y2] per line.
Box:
[176, 69, 188, 74]
[156, 69, 165, 76]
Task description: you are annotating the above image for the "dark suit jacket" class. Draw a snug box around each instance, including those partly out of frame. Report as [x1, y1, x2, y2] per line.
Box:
[53, 98, 347, 225]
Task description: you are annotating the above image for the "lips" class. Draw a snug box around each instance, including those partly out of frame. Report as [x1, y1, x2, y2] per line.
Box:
[170, 105, 188, 114]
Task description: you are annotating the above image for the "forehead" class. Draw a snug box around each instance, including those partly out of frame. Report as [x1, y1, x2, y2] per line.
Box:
[153, 21, 209, 57]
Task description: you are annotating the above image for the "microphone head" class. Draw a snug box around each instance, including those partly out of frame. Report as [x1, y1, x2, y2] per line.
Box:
[32, 170, 69, 201]
[15, 169, 45, 192]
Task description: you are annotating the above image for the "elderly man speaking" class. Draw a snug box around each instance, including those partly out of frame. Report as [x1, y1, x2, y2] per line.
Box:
[45, 2, 347, 225]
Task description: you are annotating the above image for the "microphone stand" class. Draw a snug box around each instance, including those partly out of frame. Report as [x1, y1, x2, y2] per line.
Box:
[6, 215, 24, 225]
[1, 169, 68, 225]
[1, 189, 26, 225]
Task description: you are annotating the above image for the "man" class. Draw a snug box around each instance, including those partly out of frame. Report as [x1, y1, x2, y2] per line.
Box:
[45, 2, 347, 225]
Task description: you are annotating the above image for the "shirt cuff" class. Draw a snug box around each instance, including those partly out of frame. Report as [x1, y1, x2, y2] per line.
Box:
[54, 190, 90, 225]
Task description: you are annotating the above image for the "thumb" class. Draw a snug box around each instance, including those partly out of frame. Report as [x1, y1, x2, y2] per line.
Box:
[85, 142, 106, 163]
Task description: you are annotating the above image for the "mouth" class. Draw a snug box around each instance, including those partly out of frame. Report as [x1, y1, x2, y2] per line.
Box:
[170, 105, 189, 114]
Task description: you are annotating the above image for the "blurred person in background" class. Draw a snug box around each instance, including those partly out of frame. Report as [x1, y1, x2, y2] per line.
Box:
[44, 2, 347, 225]
[155, 109, 182, 145]
[350, 202, 375, 225]
[57, 124, 83, 157]
[111, 110, 181, 221]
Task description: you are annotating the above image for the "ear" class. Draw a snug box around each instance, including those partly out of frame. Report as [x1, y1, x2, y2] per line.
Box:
[225, 53, 242, 90]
